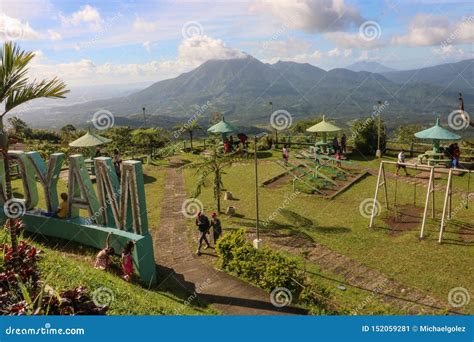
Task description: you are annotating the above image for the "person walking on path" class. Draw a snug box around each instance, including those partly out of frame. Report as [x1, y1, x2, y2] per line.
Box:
[396, 149, 409, 176]
[195, 212, 211, 255]
[282, 144, 289, 166]
[210, 212, 222, 244]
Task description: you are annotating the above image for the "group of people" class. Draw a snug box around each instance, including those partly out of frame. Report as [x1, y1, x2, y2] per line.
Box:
[447, 143, 461, 169]
[195, 211, 222, 255]
[331, 133, 347, 154]
[94, 232, 136, 282]
[223, 134, 249, 157]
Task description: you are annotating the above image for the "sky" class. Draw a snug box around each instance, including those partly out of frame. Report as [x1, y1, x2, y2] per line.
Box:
[1, 0, 473, 86]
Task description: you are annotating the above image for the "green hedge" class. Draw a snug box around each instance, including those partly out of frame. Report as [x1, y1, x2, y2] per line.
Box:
[216, 229, 337, 314]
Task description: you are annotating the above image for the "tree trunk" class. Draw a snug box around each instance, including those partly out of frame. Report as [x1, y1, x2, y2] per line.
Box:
[189, 131, 193, 151]
[215, 170, 221, 213]
[0, 118, 16, 254]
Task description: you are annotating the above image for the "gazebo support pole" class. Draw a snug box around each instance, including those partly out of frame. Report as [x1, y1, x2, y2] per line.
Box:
[439, 169, 453, 244]
[420, 167, 434, 239]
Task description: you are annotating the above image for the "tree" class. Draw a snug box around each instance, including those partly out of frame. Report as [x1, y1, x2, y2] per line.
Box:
[175, 120, 202, 151]
[351, 117, 387, 156]
[393, 124, 423, 144]
[131, 127, 168, 156]
[290, 117, 322, 134]
[181, 144, 235, 213]
[60, 124, 76, 143]
[7, 116, 31, 139]
[0, 42, 68, 256]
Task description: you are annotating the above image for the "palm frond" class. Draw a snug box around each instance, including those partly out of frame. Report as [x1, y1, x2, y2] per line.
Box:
[4, 77, 69, 114]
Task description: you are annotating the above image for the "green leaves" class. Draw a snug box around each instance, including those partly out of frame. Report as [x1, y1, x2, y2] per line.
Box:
[0, 42, 69, 117]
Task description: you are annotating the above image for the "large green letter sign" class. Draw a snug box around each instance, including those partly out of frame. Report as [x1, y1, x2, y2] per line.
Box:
[0, 152, 156, 285]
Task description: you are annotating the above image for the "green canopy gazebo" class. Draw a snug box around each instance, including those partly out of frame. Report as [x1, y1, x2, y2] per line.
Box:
[69, 131, 112, 157]
[414, 118, 461, 152]
[207, 117, 238, 139]
[306, 115, 342, 152]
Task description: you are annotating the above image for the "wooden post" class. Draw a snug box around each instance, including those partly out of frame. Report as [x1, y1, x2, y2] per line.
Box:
[439, 169, 453, 244]
[420, 167, 434, 239]
[381, 163, 389, 209]
[369, 162, 384, 228]
[431, 171, 435, 218]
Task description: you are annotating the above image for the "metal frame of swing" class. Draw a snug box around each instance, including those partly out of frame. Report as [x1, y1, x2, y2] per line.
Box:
[438, 167, 473, 243]
[369, 161, 437, 239]
[369, 161, 474, 243]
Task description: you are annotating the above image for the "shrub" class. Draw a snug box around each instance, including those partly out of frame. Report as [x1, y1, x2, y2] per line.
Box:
[1, 221, 107, 315]
[216, 229, 302, 294]
[216, 229, 338, 314]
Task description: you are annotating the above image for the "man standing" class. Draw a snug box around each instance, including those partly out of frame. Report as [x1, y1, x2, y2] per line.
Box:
[195, 212, 211, 255]
[340, 133, 347, 153]
[396, 149, 409, 176]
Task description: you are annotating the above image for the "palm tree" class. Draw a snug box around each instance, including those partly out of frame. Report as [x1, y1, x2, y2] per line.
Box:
[0, 42, 68, 255]
[181, 144, 236, 213]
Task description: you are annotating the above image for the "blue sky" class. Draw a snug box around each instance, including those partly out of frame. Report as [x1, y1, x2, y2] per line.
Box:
[1, 0, 473, 86]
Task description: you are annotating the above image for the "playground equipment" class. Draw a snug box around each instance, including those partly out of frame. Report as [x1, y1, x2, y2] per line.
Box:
[0, 151, 156, 285]
[268, 150, 366, 198]
[369, 160, 473, 243]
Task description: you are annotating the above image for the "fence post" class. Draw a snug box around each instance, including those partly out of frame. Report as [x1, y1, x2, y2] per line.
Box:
[410, 141, 414, 158]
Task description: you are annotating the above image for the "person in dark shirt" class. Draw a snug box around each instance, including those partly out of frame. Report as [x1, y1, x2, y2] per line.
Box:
[195, 212, 211, 255]
[210, 212, 222, 244]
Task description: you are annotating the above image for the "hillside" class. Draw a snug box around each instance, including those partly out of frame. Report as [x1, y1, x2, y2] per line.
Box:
[382, 59, 474, 94]
[21, 56, 473, 129]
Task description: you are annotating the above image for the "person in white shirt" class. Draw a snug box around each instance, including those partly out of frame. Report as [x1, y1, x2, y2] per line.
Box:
[396, 149, 409, 176]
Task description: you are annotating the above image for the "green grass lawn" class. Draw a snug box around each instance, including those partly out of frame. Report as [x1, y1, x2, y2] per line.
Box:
[0, 230, 214, 315]
[182, 151, 473, 314]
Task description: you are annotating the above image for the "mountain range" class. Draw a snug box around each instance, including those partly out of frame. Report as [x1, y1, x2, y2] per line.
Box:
[20, 56, 474, 131]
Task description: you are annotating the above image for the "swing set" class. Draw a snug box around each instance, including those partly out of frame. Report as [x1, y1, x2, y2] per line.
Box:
[368, 161, 473, 243]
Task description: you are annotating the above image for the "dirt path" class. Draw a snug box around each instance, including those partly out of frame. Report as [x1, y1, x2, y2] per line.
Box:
[152, 164, 306, 315]
[256, 232, 458, 315]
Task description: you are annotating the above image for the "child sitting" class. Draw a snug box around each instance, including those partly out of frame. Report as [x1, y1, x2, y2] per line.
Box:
[94, 232, 115, 271]
[121, 241, 136, 281]
[55, 192, 69, 218]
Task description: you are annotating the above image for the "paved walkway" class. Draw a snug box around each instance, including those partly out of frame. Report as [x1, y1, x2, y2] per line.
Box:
[152, 165, 306, 315]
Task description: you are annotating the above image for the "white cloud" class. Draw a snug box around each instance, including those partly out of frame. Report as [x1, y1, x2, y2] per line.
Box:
[324, 31, 385, 49]
[143, 41, 152, 52]
[0, 0, 53, 20]
[29, 35, 247, 86]
[343, 49, 352, 57]
[393, 14, 474, 47]
[328, 47, 340, 57]
[48, 29, 62, 40]
[0, 13, 40, 40]
[60, 5, 102, 30]
[252, 0, 363, 33]
[257, 37, 311, 60]
[133, 17, 158, 32]
[177, 35, 247, 64]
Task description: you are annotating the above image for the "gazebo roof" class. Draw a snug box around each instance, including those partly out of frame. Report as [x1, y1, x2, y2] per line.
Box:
[207, 117, 238, 134]
[69, 131, 112, 147]
[414, 118, 461, 141]
[306, 115, 342, 133]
